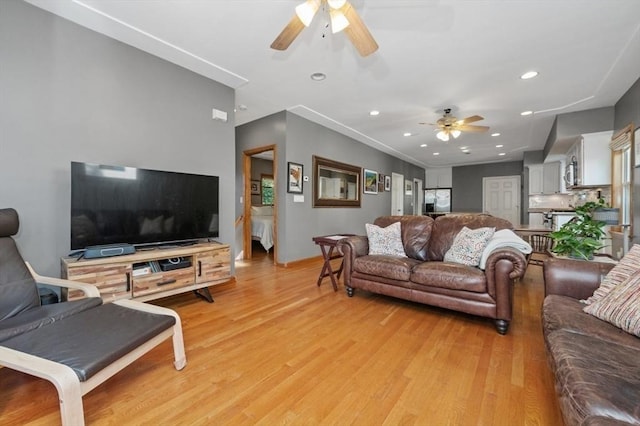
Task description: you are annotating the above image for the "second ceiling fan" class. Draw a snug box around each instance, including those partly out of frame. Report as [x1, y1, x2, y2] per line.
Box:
[421, 108, 490, 142]
[271, 0, 378, 57]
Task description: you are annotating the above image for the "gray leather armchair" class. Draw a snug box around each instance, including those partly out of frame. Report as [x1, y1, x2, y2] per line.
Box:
[0, 208, 186, 425]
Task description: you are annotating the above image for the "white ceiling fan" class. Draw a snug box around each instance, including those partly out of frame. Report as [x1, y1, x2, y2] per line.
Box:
[271, 0, 379, 57]
[421, 108, 490, 142]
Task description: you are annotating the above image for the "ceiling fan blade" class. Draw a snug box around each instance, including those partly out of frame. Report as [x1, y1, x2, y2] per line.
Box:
[270, 15, 306, 51]
[459, 115, 484, 124]
[340, 2, 378, 57]
[456, 124, 490, 133]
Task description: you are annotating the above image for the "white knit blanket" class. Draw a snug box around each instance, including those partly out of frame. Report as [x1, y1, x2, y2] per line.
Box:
[479, 229, 532, 270]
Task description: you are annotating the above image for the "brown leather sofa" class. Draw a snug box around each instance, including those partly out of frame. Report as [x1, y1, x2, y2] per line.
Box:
[543, 257, 640, 426]
[339, 214, 527, 334]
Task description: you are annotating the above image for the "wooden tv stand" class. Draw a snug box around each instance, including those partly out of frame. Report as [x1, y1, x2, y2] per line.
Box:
[61, 242, 231, 303]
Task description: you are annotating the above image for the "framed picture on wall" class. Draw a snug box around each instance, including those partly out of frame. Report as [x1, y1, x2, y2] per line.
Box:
[405, 180, 412, 195]
[250, 180, 260, 195]
[384, 175, 391, 191]
[287, 162, 303, 193]
[378, 173, 385, 192]
[363, 169, 378, 194]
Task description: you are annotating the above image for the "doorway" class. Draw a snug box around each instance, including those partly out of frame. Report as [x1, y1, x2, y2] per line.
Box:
[391, 172, 404, 215]
[243, 145, 277, 263]
[413, 178, 424, 215]
[482, 175, 521, 225]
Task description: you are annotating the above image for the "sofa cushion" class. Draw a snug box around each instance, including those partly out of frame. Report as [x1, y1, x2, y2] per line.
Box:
[353, 255, 421, 282]
[545, 329, 640, 426]
[444, 226, 495, 266]
[373, 216, 433, 261]
[411, 261, 487, 293]
[583, 271, 640, 337]
[0, 297, 103, 342]
[365, 222, 406, 257]
[584, 243, 640, 305]
[543, 295, 640, 350]
[428, 214, 512, 261]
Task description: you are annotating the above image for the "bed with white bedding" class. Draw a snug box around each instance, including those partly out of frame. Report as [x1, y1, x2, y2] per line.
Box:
[250, 206, 274, 252]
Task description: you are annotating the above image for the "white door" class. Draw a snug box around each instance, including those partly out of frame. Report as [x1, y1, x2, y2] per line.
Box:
[391, 172, 404, 215]
[483, 175, 521, 225]
[413, 178, 424, 215]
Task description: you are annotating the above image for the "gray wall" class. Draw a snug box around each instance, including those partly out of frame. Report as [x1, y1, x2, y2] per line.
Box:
[236, 111, 424, 263]
[452, 161, 524, 216]
[0, 0, 236, 276]
[543, 107, 615, 158]
[614, 76, 640, 244]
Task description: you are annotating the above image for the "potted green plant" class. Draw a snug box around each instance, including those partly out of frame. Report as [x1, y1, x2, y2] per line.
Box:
[549, 199, 609, 260]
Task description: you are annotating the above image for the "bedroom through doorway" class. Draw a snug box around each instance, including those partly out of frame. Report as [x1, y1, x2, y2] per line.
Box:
[243, 145, 277, 264]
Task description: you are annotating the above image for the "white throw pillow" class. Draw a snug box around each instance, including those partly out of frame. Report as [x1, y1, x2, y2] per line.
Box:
[444, 226, 495, 266]
[365, 222, 407, 257]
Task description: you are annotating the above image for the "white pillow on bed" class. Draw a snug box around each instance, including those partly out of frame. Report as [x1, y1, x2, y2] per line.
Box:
[251, 205, 273, 215]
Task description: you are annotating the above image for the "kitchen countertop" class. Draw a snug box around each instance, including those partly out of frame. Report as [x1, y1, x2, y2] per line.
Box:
[514, 225, 553, 232]
[528, 208, 576, 213]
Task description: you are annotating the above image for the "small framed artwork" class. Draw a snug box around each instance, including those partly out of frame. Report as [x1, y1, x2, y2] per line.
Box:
[288, 162, 303, 193]
[405, 180, 413, 195]
[384, 175, 391, 191]
[377, 173, 385, 192]
[363, 169, 378, 194]
[250, 180, 261, 195]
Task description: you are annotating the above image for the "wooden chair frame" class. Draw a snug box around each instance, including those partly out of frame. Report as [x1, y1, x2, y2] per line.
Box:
[0, 264, 186, 426]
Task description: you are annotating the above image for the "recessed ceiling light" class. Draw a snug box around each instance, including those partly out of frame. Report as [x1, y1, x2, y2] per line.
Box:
[310, 72, 326, 81]
[496, 144, 504, 148]
[433, 152, 439, 156]
[420, 143, 427, 147]
[521, 110, 533, 116]
[521, 71, 539, 80]
[462, 149, 470, 153]
[499, 153, 506, 156]
[369, 110, 380, 116]
[459, 146, 468, 150]
[491, 132, 500, 137]
[403, 132, 412, 137]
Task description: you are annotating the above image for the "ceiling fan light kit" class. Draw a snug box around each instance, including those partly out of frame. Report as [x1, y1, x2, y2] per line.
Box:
[272, 0, 378, 57]
[426, 108, 490, 142]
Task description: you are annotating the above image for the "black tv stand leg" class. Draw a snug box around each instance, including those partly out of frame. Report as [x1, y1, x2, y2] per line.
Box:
[193, 287, 214, 303]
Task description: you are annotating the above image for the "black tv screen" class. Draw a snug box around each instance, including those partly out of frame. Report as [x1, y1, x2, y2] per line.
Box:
[71, 162, 219, 250]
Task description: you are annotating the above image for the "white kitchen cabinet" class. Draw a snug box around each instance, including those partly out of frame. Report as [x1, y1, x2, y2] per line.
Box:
[528, 212, 545, 226]
[529, 162, 562, 194]
[528, 165, 544, 194]
[566, 131, 613, 188]
[425, 167, 452, 188]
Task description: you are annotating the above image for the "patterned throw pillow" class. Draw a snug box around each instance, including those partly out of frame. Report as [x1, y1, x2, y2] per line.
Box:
[583, 244, 640, 305]
[583, 270, 640, 337]
[444, 226, 495, 266]
[366, 222, 407, 257]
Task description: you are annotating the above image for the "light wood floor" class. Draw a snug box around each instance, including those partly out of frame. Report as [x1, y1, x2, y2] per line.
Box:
[1, 252, 562, 425]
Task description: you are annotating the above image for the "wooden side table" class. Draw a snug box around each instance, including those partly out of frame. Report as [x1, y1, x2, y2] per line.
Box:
[312, 234, 355, 291]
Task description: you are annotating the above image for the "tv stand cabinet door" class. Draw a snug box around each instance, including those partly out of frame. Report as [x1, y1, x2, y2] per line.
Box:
[64, 263, 132, 301]
[195, 247, 231, 284]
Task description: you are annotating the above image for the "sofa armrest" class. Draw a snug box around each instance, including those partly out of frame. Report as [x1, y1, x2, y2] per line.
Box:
[483, 247, 527, 325]
[543, 257, 615, 300]
[484, 247, 527, 280]
[338, 236, 368, 287]
[26, 262, 101, 298]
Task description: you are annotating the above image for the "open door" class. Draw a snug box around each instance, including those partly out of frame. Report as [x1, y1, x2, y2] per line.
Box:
[243, 145, 277, 263]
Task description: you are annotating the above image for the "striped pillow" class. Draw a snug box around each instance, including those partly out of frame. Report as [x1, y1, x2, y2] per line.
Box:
[583, 244, 640, 305]
[583, 270, 640, 337]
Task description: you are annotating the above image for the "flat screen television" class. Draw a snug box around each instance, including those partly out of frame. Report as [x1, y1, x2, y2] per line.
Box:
[71, 161, 219, 250]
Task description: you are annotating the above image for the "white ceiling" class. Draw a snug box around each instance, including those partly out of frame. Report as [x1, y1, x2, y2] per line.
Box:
[26, 0, 640, 168]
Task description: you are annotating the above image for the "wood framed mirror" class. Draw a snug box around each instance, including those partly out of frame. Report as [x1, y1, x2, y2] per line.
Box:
[312, 155, 361, 207]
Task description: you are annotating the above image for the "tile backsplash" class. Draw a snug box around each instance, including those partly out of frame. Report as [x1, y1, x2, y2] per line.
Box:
[529, 188, 611, 210]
